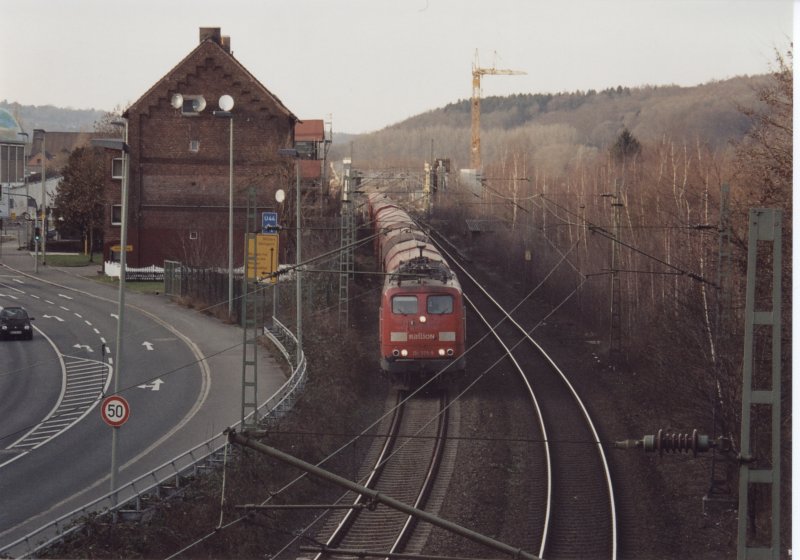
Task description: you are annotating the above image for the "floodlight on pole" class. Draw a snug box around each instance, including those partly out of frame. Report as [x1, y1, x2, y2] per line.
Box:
[213, 94, 235, 318]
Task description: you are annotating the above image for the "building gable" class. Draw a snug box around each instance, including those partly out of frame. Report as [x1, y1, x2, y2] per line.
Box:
[126, 29, 297, 122]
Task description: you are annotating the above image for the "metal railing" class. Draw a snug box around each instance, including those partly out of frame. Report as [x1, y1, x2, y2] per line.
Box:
[0, 318, 306, 559]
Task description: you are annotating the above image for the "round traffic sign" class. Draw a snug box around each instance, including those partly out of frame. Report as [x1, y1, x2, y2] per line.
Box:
[101, 395, 130, 427]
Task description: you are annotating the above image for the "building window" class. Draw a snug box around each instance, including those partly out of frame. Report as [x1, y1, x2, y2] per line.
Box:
[181, 95, 206, 116]
[189, 140, 200, 153]
[1, 144, 25, 183]
[112, 158, 123, 179]
[295, 141, 318, 159]
[111, 205, 122, 225]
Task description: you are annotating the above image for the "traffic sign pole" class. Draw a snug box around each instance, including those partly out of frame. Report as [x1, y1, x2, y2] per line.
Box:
[101, 394, 130, 504]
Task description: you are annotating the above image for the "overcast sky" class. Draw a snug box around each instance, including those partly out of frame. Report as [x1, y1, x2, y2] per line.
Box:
[1, 0, 793, 134]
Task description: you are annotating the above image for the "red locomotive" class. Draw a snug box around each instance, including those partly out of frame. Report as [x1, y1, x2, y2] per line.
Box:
[367, 193, 466, 383]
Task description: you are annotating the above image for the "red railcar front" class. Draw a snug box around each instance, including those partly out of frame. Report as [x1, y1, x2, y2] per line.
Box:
[378, 260, 466, 383]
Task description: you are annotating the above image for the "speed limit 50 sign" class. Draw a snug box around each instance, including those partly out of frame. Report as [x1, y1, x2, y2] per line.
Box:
[101, 395, 130, 427]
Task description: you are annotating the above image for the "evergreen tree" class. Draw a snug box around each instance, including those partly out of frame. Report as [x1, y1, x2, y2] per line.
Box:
[610, 127, 642, 162]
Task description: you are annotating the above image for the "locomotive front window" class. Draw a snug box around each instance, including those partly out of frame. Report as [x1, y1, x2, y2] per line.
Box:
[392, 295, 418, 315]
[427, 295, 453, 314]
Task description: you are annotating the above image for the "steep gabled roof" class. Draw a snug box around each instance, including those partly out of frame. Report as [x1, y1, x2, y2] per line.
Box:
[124, 30, 297, 121]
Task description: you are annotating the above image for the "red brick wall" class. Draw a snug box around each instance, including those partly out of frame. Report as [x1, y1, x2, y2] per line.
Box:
[103, 40, 297, 268]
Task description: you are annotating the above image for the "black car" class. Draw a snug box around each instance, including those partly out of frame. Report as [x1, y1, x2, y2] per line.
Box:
[0, 306, 35, 340]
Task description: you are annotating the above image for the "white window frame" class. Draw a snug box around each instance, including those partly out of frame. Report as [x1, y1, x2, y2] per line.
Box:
[112, 158, 124, 179]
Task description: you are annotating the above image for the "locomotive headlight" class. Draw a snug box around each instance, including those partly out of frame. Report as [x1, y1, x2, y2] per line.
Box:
[392, 349, 400, 357]
[438, 348, 446, 357]
[419, 315, 427, 323]
[446, 349, 454, 356]
[400, 349, 409, 357]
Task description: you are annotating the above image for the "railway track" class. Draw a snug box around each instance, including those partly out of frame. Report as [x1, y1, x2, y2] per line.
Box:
[309, 390, 454, 559]
[446, 247, 618, 560]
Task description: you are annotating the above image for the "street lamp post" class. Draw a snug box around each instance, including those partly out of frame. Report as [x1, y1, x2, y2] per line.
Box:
[173, 93, 236, 317]
[92, 120, 129, 500]
[33, 129, 46, 267]
[278, 148, 302, 361]
[213, 94, 235, 318]
[17, 132, 29, 215]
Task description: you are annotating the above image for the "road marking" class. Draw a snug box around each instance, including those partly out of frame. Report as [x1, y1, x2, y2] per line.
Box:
[142, 341, 154, 351]
[6, 356, 111, 456]
[72, 344, 93, 353]
[137, 378, 164, 391]
[58, 294, 73, 300]
[42, 314, 64, 322]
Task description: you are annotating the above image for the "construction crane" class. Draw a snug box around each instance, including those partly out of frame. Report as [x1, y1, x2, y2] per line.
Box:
[471, 50, 526, 170]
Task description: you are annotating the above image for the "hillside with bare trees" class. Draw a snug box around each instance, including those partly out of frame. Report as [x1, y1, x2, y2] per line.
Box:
[336, 56, 792, 552]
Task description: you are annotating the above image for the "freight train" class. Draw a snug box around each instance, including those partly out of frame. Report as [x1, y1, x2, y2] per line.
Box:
[366, 192, 466, 384]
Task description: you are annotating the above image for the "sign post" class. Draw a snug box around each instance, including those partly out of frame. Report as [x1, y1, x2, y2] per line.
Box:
[101, 394, 129, 504]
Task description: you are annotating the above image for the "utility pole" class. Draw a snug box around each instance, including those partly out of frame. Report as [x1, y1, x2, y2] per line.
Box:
[737, 208, 782, 559]
[241, 187, 260, 429]
[705, 184, 734, 511]
[609, 179, 623, 362]
[33, 129, 46, 272]
[338, 158, 354, 329]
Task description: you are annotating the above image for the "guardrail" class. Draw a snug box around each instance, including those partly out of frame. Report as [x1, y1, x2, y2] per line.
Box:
[0, 318, 306, 559]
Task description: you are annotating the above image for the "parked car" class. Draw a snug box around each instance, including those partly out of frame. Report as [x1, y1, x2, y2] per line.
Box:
[0, 306, 35, 340]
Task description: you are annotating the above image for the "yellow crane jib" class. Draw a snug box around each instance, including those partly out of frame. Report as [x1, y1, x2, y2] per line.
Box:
[470, 50, 526, 171]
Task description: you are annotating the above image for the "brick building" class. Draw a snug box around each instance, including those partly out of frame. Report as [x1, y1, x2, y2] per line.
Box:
[101, 27, 299, 268]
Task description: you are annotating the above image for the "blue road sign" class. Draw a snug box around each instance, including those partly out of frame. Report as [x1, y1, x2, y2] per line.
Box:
[262, 212, 278, 233]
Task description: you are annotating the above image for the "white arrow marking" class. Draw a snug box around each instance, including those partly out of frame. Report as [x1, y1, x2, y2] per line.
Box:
[137, 379, 164, 391]
[110, 313, 119, 320]
[142, 341, 154, 351]
[42, 314, 64, 322]
[72, 343, 93, 352]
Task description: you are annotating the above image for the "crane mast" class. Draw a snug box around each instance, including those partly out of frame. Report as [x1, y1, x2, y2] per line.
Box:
[470, 50, 526, 170]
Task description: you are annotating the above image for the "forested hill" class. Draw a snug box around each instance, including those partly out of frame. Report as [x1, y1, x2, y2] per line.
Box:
[0, 100, 106, 133]
[333, 74, 770, 170]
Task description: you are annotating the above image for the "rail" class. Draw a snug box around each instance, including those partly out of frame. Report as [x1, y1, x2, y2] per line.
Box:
[0, 318, 306, 559]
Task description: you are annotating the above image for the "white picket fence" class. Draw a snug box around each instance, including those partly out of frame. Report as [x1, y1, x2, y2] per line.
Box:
[104, 261, 164, 281]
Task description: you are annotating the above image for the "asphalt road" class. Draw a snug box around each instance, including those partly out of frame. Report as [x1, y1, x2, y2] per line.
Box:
[0, 238, 290, 548]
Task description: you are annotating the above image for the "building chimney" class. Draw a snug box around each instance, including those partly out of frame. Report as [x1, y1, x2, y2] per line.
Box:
[220, 35, 231, 53]
[199, 27, 221, 45]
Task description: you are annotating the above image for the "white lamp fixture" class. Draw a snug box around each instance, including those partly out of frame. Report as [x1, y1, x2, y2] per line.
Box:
[192, 96, 207, 112]
[218, 94, 235, 112]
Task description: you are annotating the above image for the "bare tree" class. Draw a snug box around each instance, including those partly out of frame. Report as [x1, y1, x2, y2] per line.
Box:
[53, 147, 106, 260]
